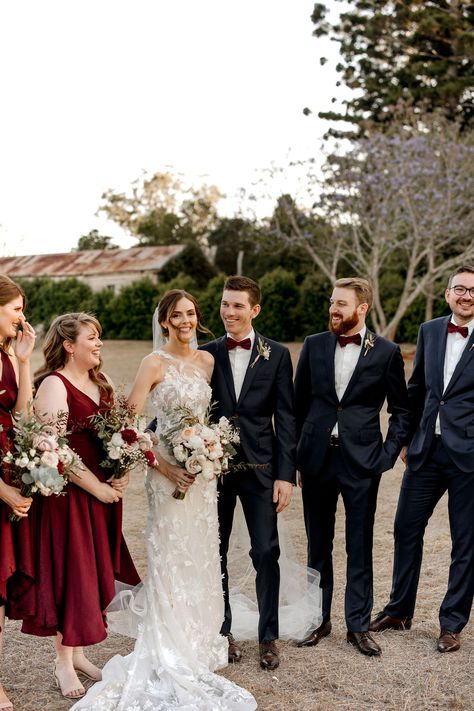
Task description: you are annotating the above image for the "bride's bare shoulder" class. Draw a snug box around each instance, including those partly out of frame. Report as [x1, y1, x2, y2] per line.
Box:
[197, 350, 214, 368]
[195, 350, 214, 381]
[139, 351, 168, 377]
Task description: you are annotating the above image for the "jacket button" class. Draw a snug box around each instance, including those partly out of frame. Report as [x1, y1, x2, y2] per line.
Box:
[440, 400, 445, 405]
[337, 406, 343, 411]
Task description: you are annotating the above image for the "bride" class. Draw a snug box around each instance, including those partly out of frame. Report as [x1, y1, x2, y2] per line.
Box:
[72, 289, 257, 711]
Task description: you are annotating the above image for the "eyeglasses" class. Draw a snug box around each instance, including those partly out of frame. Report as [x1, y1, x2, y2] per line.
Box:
[448, 285, 474, 297]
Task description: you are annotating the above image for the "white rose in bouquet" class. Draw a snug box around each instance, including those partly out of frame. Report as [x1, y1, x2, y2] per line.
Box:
[185, 456, 203, 475]
[173, 444, 188, 463]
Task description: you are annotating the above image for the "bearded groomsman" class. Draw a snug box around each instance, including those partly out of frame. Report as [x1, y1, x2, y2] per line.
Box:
[295, 277, 409, 656]
[370, 266, 474, 653]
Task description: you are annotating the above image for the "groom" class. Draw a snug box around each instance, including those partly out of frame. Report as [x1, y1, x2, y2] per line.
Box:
[200, 275, 296, 671]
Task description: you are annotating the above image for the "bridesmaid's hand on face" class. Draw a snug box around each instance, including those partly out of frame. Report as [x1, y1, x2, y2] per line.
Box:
[108, 472, 129, 492]
[94, 482, 123, 504]
[0, 481, 32, 517]
[14, 320, 36, 363]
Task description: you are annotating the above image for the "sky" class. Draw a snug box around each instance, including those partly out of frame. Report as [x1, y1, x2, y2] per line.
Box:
[0, 0, 343, 256]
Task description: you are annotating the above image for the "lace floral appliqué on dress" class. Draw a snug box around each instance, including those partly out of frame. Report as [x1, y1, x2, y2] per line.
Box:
[71, 351, 256, 711]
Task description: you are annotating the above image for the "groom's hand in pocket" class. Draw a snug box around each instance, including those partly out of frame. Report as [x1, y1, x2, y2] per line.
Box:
[273, 480, 293, 513]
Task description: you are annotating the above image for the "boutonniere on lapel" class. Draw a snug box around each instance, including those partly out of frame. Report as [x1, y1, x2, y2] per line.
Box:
[250, 337, 271, 368]
[363, 333, 376, 357]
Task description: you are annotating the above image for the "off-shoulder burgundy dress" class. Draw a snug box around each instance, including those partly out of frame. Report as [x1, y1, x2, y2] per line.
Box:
[0, 349, 36, 624]
[22, 372, 140, 647]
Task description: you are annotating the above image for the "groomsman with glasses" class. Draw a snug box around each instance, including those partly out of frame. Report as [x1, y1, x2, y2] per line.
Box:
[371, 265, 474, 653]
[294, 278, 410, 657]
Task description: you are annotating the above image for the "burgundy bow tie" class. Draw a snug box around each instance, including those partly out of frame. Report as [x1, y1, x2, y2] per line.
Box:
[447, 322, 468, 338]
[337, 333, 362, 348]
[226, 337, 251, 351]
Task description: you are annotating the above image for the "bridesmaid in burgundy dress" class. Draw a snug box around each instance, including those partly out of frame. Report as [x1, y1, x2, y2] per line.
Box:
[0, 275, 36, 711]
[22, 312, 140, 701]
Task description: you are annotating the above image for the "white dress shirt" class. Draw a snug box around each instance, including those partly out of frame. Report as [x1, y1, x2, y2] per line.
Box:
[332, 326, 366, 436]
[435, 316, 474, 434]
[227, 329, 255, 400]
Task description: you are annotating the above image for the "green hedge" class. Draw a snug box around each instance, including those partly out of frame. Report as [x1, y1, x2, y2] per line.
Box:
[18, 271, 449, 344]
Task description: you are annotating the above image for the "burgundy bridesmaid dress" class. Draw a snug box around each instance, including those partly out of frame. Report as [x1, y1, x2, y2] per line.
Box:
[22, 372, 140, 647]
[0, 349, 36, 622]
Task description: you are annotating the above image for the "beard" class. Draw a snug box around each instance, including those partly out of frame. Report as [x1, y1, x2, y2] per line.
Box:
[328, 309, 360, 336]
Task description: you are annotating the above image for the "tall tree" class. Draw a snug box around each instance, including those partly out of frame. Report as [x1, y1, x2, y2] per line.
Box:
[75, 229, 118, 251]
[312, 0, 474, 134]
[315, 114, 474, 338]
[98, 171, 223, 248]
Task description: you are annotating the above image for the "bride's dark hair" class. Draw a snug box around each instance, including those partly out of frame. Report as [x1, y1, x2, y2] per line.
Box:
[158, 290, 213, 340]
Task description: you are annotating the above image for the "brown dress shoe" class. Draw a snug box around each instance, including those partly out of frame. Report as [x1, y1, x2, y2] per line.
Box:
[369, 611, 412, 632]
[437, 630, 460, 653]
[296, 620, 332, 647]
[259, 640, 279, 670]
[226, 634, 242, 663]
[347, 631, 382, 657]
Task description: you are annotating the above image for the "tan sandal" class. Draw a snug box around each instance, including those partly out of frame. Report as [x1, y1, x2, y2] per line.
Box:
[53, 662, 85, 700]
[73, 649, 102, 681]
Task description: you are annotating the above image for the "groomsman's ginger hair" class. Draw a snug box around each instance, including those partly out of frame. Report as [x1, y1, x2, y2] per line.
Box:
[334, 277, 373, 311]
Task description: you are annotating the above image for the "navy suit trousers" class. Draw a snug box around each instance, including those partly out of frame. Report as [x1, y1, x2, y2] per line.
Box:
[218, 466, 280, 644]
[301, 447, 381, 632]
[385, 438, 474, 631]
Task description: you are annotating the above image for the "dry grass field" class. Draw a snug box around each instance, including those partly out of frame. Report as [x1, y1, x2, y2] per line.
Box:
[2, 341, 472, 711]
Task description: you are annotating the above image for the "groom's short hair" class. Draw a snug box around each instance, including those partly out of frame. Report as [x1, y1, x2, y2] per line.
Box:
[334, 277, 373, 310]
[224, 276, 261, 307]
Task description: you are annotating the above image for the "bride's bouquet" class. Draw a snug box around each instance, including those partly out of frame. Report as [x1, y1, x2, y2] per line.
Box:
[3, 410, 79, 521]
[90, 395, 156, 479]
[160, 403, 240, 500]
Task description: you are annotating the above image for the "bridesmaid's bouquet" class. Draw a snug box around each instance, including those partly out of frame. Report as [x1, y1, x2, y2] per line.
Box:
[160, 404, 240, 500]
[3, 410, 78, 521]
[90, 395, 156, 478]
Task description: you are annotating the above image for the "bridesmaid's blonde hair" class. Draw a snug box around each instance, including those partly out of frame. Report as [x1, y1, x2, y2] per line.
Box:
[34, 312, 112, 396]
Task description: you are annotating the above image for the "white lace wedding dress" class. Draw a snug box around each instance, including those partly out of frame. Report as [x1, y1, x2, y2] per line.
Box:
[72, 351, 257, 711]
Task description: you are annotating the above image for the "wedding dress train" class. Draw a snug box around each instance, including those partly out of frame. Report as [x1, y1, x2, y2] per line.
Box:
[72, 351, 256, 711]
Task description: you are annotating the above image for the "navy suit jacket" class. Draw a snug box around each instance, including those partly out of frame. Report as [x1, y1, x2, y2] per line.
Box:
[406, 315, 474, 473]
[295, 329, 410, 478]
[199, 332, 296, 486]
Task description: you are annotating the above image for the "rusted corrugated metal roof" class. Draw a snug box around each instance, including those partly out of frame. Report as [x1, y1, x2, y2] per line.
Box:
[0, 245, 185, 278]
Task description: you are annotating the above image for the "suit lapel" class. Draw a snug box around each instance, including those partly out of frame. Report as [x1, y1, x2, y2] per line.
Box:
[324, 333, 338, 400]
[443, 322, 474, 396]
[237, 332, 261, 405]
[437, 316, 450, 396]
[341, 329, 374, 403]
[215, 336, 237, 403]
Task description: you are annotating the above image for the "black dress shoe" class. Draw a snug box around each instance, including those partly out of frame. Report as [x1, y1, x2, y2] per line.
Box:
[347, 631, 382, 657]
[296, 620, 332, 647]
[369, 611, 412, 632]
[437, 630, 460, 653]
[259, 640, 279, 670]
[226, 634, 242, 663]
